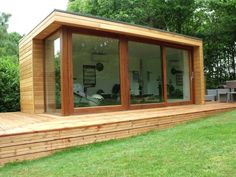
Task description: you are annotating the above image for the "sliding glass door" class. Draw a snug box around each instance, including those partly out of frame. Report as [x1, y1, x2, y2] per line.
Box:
[72, 33, 121, 108]
[128, 41, 163, 104]
[70, 34, 192, 110]
[166, 47, 191, 102]
[44, 32, 61, 113]
[44, 28, 192, 115]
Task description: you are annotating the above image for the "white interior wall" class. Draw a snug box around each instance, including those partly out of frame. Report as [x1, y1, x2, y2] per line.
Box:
[128, 42, 162, 96]
[166, 48, 190, 101]
[183, 51, 190, 100]
[73, 52, 119, 95]
[72, 35, 190, 100]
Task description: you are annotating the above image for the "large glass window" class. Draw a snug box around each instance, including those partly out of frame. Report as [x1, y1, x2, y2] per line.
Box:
[45, 33, 61, 113]
[166, 47, 190, 102]
[72, 34, 120, 107]
[128, 41, 163, 104]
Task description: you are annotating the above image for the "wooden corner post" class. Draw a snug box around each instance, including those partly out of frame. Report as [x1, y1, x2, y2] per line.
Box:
[161, 46, 167, 104]
[119, 37, 130, 110]
[193, 43, 205, 104]
[61, 27, 74, 115]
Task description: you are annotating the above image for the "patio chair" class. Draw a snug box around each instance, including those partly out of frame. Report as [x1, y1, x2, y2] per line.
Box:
[226, 80, 236, 102]
[205, 89, 217, 101]
[217, 88, 230, 102]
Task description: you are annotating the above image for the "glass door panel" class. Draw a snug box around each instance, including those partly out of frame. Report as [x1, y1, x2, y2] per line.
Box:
[128, 41, 163, 104]
[45, 33, 61, 113]
[166, 47, 190, 102]
[72, 33, 120, 107]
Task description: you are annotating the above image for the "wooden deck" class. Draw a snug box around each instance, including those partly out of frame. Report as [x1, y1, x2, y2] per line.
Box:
[0, 103, 236, 166]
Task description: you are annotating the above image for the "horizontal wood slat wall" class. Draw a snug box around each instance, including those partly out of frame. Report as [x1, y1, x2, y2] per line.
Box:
[33, 39, 45, 113]
[0, 105, 235, 166]
[19, 41, 34, 113]
[19, 39, 45, 113]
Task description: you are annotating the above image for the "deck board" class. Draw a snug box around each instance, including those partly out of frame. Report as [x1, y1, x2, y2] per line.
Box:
[0, 103, 235, 136]
[0, 103, 235, 165]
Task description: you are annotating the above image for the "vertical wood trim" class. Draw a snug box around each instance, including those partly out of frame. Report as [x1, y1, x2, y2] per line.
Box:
[193, 44, 205, 104]
[61, 29, 67, 115]
[161, 46, 167, 103]
[61, 27, 74, 115]
[191, 48, 196, 104]
[31, 40, 35, 113]
[43, 39, 47, 112]
[189, 49, 195, 104]
[67, 30, 74, 114]
[119, 37, 130, 109]
[32, 39, 45, 113]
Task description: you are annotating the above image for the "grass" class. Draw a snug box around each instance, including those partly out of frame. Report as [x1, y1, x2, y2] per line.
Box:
[1, 111, 236, 177]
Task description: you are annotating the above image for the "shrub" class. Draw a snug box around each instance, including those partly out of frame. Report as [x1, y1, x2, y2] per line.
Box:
[0, 56, 20, 112]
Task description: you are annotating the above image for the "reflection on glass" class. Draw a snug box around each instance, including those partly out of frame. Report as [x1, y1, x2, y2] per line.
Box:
[45, 33, 61, 112]
[166, 48, 190, 102]
[72, 34, 120, 107]
[128, 41, 163, 104]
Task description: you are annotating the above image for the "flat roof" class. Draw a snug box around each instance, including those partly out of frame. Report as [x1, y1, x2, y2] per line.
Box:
[20, 9, 202, 47]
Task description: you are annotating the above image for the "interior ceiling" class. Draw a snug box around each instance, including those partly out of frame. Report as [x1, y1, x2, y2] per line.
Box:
[72, 34, 185, 60]
[167, 48, 185, 60]
[72, 34, 118, 55]
[128, 41, 161, 59]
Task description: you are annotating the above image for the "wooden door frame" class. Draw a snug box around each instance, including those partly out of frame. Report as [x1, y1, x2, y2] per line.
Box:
[162, 46, 168, 105]
[165, 47, 194, 106]
[59, 26, 194, 115]
[68, 28, 126, 114]
[119, 37, 130, 110]
[61, 27, 74, 115]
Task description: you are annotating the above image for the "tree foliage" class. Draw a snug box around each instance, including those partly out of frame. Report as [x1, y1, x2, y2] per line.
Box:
[68, 0, 197, 34]
[0, 12, 21, 112]
[0, 56, 20, 112]
[68, 0, 236, 88]
[200, 0, 236, 88]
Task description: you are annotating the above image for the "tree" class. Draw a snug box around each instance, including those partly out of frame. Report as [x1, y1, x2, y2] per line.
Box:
[0, 12, 10, 38]
[199, 0, 236, 88]
[0, 12, 21, 112]
[0, 12, 21, 59]
[0, 56, 20, 112]
[67, 0, 236, 89]
[68, 0, 197, 34]
[68, 0, 155, 26]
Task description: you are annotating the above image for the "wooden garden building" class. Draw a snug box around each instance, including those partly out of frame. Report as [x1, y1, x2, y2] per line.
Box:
[4, 10, 236, 166]
[19, 10, 205, 116]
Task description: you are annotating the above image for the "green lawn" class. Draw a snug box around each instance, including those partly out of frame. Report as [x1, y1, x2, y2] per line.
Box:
[1, 110, 236, 177]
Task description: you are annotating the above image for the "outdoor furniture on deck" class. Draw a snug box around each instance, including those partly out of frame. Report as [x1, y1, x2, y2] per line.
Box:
[217, 89, 230, 102]
[226, 80, 236, 102]
[205, 81, 236, 102]
[205, 89, 217, 101]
